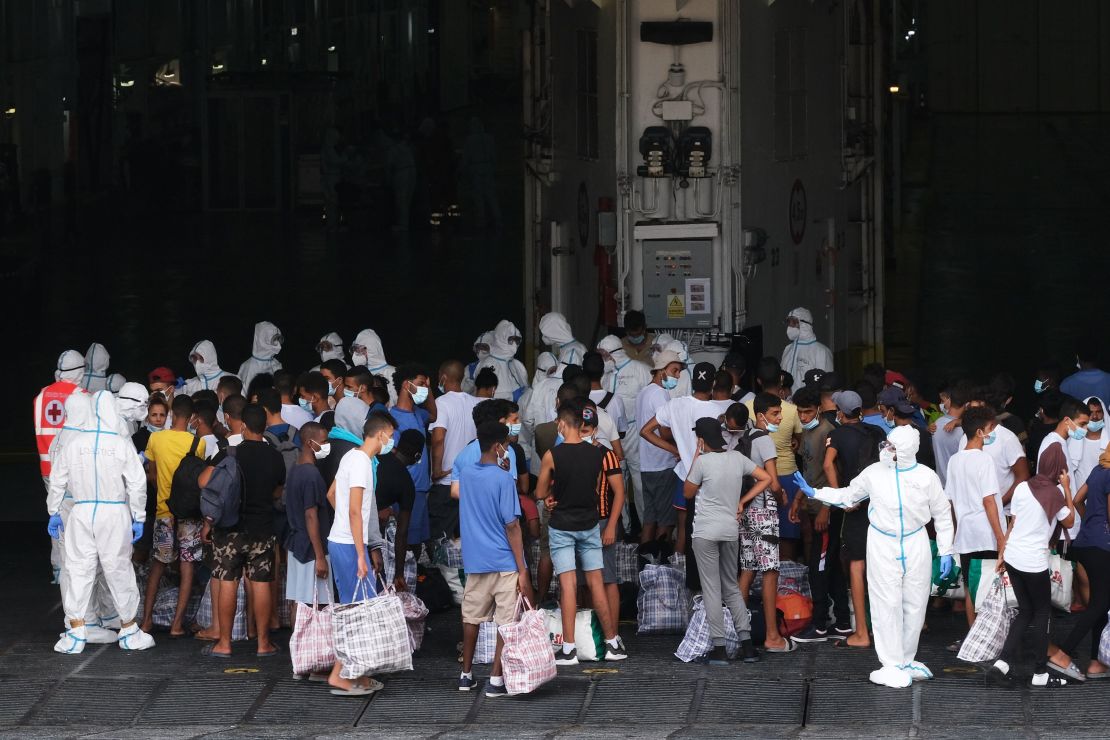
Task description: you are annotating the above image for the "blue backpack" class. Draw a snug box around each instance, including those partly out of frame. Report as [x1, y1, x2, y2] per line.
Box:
[200, 447, 243, 528]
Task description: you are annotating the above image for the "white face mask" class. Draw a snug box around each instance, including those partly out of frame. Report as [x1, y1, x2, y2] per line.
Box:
[879, 448, 896, 468]
[313, 441, 332, 460]
[787, 326, 800, 341]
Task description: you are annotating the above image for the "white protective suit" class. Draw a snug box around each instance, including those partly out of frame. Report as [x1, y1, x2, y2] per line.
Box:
[81, 343, 111, 392]
[105, 373, 126, 393]
[663, 338, 692, 399]
[182, 340, 237, 396]
[476, 320, 528, 402]
[598, 335, 653, 520]
[237, 321, 284, 392]
[517, 352, 557, 470]
[48, 392, 149, 653]
[115, 382, 150, 438]
[56, 350, 86, 384]
[462, 331, 493, 396]
[317, 331, 346, 365]
[351, 328, 397, 404]
[812, 425, 953, 688]
[539, 312, 587, 367]
[781, 307, 834, 394]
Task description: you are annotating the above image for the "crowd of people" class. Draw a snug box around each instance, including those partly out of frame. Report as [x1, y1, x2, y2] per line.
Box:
[33, 312, 1110, 695]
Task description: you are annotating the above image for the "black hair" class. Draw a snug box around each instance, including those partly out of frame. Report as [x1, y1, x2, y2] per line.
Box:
[1060, 395, 1090, 422]
[725, 402, 749, 427]
[473, 398, 512, 427]
[397, 429, 425, 457]
[961, 406, 996, 439]
[171, 394, 194, 418]
[753, 392, 781, 417]
[321, 359, 348, 379]
[987, 372, 1015, 411]
[570, 373, 591, 398]
[1036, 359, 1062, 384]
[779, 371, 794, 392]
[755, 357, 781, 389]
[792, 386, 821, 410]
[148, 395, 169, 412]
[191, 389, 218, 406]
[582, 352, 605, 381]
[347, 368, 372, 389]
[246, 373, 274, 401]
[557, 398, 585, 426]
[856, 381, 878, 409]
[273, 369, 296, 398]
[712, 370, 733, 394]
[242, 403, 267, 434]
[363, 410, 397, 438]
[624, 310, 646, 332]
[475, 367, 499, 390]
[580, 398, 599, 429]
[478, 420, 509, 452]
[947, 380, 973, 408]
[862, 362, 886, 391]
[302, 371, 330, 399]
[299, 421, 326, 441]
[506, 401, 520, 415]
[222, 394, 247, 420]
[392, 363, 428, 394]
[371, 386, 390, 406]
[192, 399, 217, 428]
[258, 388, 282, 415]
[216, 375, 243, 395]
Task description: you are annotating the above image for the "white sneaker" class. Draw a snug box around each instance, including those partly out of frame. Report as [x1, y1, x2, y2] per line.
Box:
[84, 625, 119, 644]
[117, 624, 155, 651]
[900, 661, 933, 681]
[869, 666, 912, 688]
[54, 627, 88, 655]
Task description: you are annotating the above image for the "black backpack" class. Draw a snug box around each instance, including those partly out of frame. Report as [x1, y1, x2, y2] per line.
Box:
[168, 435, 206, 519]
[415, 565, 454, 612]
[734, 429, 770, 498]
[842, 422, 887, 479]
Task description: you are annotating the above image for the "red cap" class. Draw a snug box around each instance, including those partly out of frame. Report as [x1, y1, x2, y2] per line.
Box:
[148, 366, 175, 385]
[885, 370, 908, 389]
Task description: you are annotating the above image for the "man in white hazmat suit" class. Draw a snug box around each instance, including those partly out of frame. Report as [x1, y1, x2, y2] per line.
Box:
[182, 340, 237, 396]
[539, 312, 587, 367]
[521, 352, 558, 474]
[598, 335, 653, 525]
[793, 425, 954, 688]
[115, 382, 150, 437]
[237, 320, 284, 392]
[81, 342, 112, 392]
[462, 331, 493, 396]
[781, 307, 834, 394]
[314, 331, 346, 368]
[350, 328, 397, 404]
[47, 391, 154, 654]
[662, 338, 692, 399]
[476, 320, 528, 402]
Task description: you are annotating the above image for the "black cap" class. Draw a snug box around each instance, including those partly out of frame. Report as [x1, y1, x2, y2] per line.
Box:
[693, 417, 727, 450]
[722, 352, 746, 371]
[803, 368, 827, 387]
[817, 371, 844, 393]
[691, 362, 716, 392]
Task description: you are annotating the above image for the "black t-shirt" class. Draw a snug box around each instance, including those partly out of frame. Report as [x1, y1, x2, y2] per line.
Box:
[828, 423, 871, 486]
[510, 441, 529, 479]
[549, 441, 603, 532]
[284, 462, 332, 563]
[1027, 420, 1054, 467]
[375, 452, 416, 512]
[317, 437, 358, 487]
[213, 440, 286, 538]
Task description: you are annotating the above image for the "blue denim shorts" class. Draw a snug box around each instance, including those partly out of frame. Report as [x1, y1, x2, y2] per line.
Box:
[548, 525, 603, 576]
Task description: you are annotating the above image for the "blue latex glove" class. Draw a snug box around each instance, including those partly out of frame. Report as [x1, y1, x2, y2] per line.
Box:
[47, 514, 64, 539]
[939, 554, 954, 580]
[792, 471, 816, 498]
[131, 522, 144, 544]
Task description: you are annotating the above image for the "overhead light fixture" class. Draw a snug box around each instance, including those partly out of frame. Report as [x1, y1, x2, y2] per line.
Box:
[427, 27, 436, 34]
[889, 85, 900, 94]
[119, 79, 135, 88]
[291, 26, 298, 36]
[327, 45, 337, 52]
[212, 62, 225, 71]
[261, 58, 268, 65]
[3, 107, 15, 118]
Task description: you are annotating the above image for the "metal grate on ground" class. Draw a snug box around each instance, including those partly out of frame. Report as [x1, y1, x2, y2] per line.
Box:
[135, 676, 267, 725]
[473, 675, 590, 724]
[0, 678, 56, 726]
[584, 677, 696, 724]
[698, 675, 804, 725]
[805, 676, 913, 727]
[357, 676, 478, 725]
[249, 677, 368, 726]
[24, 676, 157, 726]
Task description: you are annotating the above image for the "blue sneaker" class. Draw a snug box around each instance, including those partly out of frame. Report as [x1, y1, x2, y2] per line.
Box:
[458, 675, 477, 691]
[485, 682, 508, 698]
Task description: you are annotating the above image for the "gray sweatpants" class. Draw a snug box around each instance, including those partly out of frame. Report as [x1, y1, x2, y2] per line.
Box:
[692, 537, 751, 646]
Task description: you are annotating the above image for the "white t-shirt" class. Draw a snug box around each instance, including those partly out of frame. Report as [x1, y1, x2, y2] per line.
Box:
[688, 450, 757, 541]
[593, 406, 618, 451]
[1037, 431, 1067, 471]
[429, 391, 479, 484]
[637, 383, 678, 472]
[280, 403, 314, 431]
[945, 448, 1003, 554]
[932, 414, 963, 486]
[201, 433, 220, 460]
[590, 389, 627, 435]
[328, 449, 378, 545]
[1004, 481, 1070, 573]
[741, 430, 778, 509]
[655, 396, 729, 480]
[958, 423, 1023, 500]
[1069, 432, 1107, 488]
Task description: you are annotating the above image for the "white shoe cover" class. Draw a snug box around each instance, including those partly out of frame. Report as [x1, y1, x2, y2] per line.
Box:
[84, 625, 119, 644]
[900, 661, 933, 681]
[117, 624, 155, 651]
[54, 627, 88, 655]
[870, 665, 912, 688]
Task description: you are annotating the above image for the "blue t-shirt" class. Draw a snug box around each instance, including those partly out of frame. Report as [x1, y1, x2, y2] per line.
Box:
[450, 438, 517, 483]
[1061, 370, 1110, 408]
[390, 406, 431, 492]
[284, 462, 331, 563]
[1075, 466, 1110, 552]
[459, 462, 521, 574]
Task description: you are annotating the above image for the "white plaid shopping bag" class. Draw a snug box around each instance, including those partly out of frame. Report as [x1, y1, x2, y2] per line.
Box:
[1099, 616, 1110, 667]
[289, 580, 335, 675]
[615, 542, 640, 584]
[958, 577, 1016, 663]
[675, 595, 740, 662]
[396, 590, 430, 652]
[636, 564, 692, 634]
[498, 597, 557, 695]
[332, 580, 414, 680]
[195, 579, 249, 641]
[473, 621, 498, 664]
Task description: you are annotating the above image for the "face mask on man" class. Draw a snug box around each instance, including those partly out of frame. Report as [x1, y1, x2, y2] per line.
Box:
[410, 384, 429, 404]
[628, 333, 645, 345]
[343, 388, 357, 399]
[982, 430, 997, 446]
[313, 441, 332, 460]
[380, 436, 395, 455]
[801, 417, 819, 431]
[508, 422, 522, 437]
[581, 434, 594, 445]
[879, 448, 896, 468]
[1089, 419, 1106, 433]
[787, 326, 800, 341]
[1034, 379, 1048, 394]
[1068, 421, 1088, 441]
[662, 376, 678, 391]
[298, 397, 313, 413]
[883, 416, 896, 430]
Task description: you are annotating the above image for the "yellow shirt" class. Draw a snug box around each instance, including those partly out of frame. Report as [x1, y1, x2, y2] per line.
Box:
[743, 398, 803, 475]
[145, 430, 206, 519]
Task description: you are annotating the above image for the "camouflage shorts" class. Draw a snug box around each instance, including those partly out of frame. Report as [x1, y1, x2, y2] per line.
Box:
[210, 531, 277, 582]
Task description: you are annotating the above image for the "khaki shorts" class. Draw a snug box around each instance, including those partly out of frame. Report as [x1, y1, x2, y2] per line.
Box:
[461, 571, 519, 625]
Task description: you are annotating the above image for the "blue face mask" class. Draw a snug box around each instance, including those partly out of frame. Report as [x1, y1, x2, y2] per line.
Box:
[1089, 420, 1106, 433]
[343, 388, 357, 399]
[380, 437, 395, 455]
[555, 433, 564, 446]
[1069, 423, 1088, 441]
[410, 385, 429, 404]
[508, 422, 522, 437]
[298, 397, 313, 413]
[1034, 379, 1048, 394]
[801, 418, 819, 431]
[983, 430, 997, 446]
[627, 333, 646, 345]
[883, 417, 896, 430]
[765, 422, 780, 433]
[662, 376, 678, 391]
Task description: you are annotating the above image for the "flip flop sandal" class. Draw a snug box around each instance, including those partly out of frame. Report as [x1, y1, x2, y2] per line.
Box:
[1086, 671, 1110, 680]
[832, 638, 869, 649]
[201, 644, 232, 659]
[764, 638, 797, 653]
[256, 646, 282, 658]
[330, 685, 375, 697]
[1048, 660, 1085, 682]
[1040, 675, 1069, 688]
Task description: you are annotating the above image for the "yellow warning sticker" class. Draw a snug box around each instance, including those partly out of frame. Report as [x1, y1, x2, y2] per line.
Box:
[582, 668, 619, 675]
[224, 667, 261, 674]
[667, 294, 685, 319]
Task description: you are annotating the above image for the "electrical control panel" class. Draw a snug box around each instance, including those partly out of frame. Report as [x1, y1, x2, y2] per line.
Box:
[642, 239, 714, 329]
